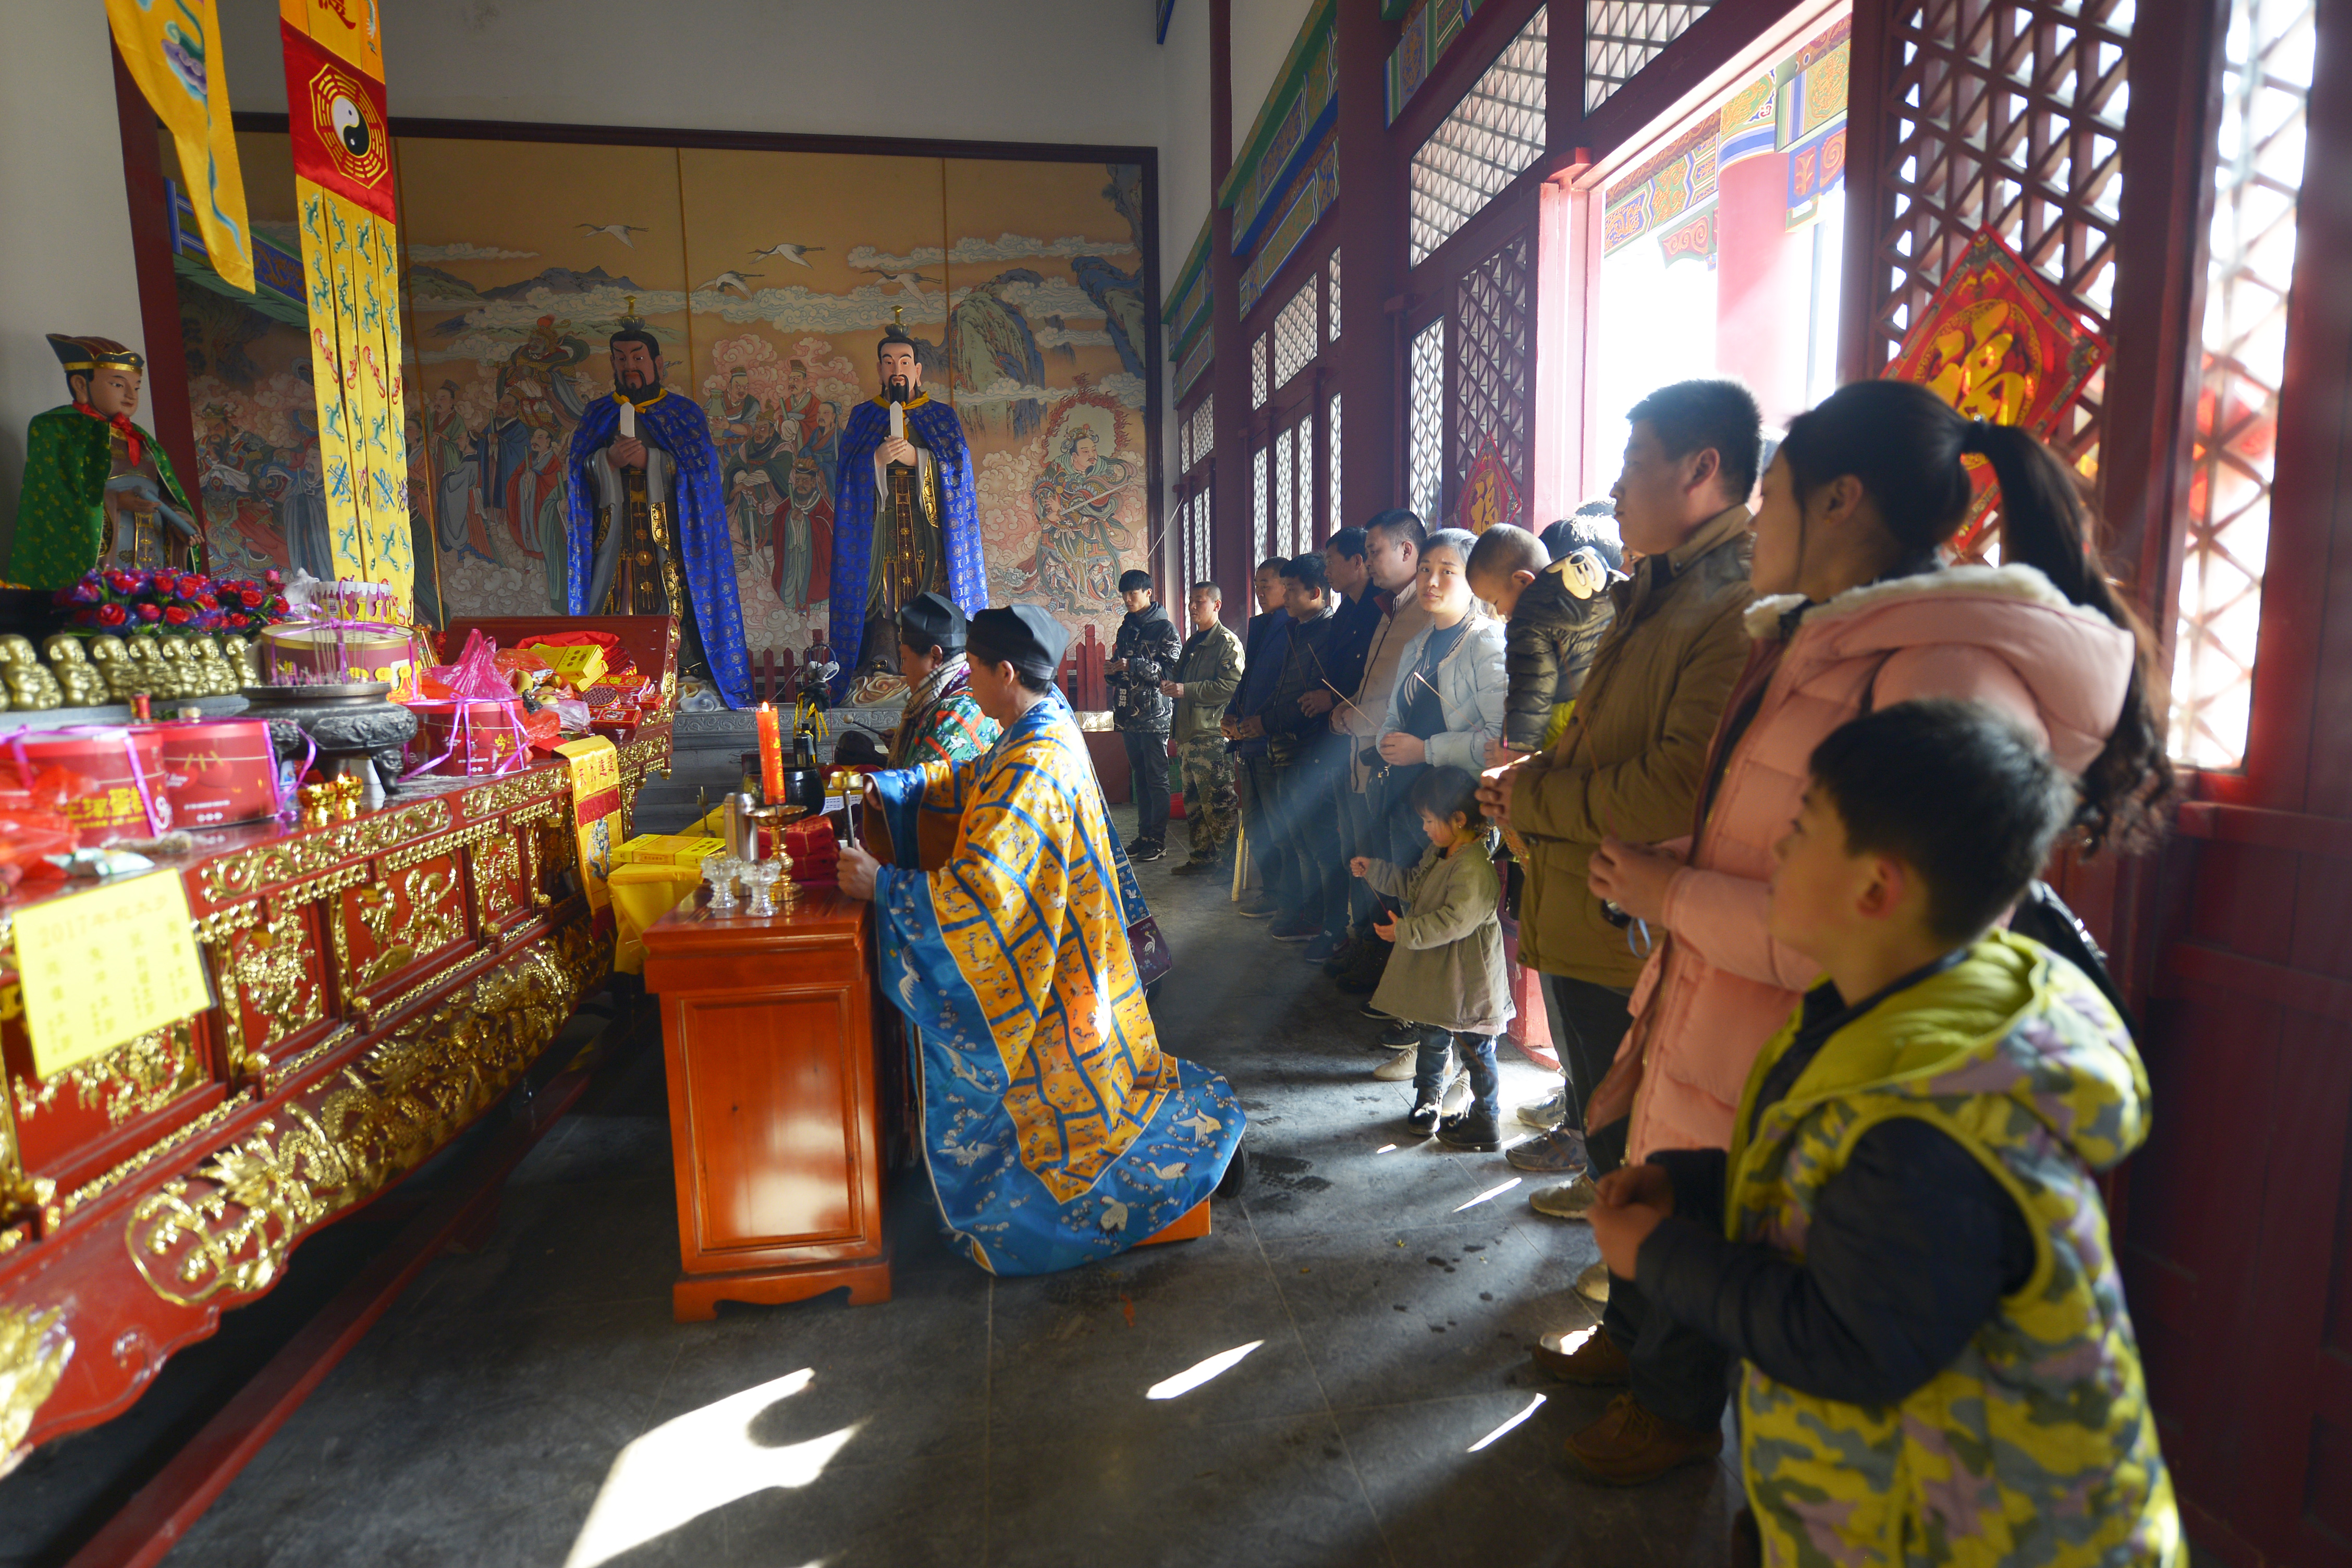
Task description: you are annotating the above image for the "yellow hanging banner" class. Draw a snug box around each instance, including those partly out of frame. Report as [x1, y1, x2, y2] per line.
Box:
[106, 0, 255, 295]
[280, 2, 414, 608]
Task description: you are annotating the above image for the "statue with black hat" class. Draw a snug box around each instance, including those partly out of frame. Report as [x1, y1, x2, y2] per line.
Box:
[835, 599, 1245, 1277]
[561, 301, 752, 708]
[9, 334, 202, 589]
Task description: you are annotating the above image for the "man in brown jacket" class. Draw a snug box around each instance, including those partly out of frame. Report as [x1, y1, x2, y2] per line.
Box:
[1481, 380, 1760, 1178]
[1478, 378, 1760, 1485]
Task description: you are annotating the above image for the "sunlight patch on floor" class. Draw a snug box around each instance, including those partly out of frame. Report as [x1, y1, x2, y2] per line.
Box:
[564, 1368, 857, 1568]
[1145, 1340, 1264, 1400]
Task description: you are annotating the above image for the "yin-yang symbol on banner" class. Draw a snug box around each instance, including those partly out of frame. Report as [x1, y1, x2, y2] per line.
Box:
[331, 94, 369, 158]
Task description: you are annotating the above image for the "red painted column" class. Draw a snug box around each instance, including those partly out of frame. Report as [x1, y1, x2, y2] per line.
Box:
[1334, 0, 1406, 528]
[1209, 0, 1254, 609]
[1713, 148, 1811, 431]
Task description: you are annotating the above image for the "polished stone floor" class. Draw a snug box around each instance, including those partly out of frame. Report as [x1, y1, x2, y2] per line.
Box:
[93, 807, 1741, 1567]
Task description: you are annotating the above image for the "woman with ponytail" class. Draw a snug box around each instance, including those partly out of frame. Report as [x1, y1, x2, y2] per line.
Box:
[1547, 377, 2171, 1485]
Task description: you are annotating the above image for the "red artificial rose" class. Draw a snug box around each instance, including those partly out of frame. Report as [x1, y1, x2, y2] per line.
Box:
[268, 596, 289, 614]
[196, 594, 219, 610]
[105, 571, 137, 594]
[136, 604, 161, 622]
[97, 604, 127, 627]
[239, 587, 265, 608]
[163, 607, 192, 626]
[175, 575, 206, 599]
[265, 570, 283, 587]
[225, 613, 250, 629]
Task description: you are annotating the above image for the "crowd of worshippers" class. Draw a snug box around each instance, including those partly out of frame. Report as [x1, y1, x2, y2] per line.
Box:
[1101, 377, 2184, 1564]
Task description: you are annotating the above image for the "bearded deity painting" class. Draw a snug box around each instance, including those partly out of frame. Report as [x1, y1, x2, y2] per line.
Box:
[174, 132, 1156, 662]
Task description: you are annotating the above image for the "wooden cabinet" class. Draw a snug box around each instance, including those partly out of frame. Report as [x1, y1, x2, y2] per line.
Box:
[643, 888, 892, 1319]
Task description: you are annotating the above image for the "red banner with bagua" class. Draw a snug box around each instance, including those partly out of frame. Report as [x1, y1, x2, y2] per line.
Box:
[1882, 226, 2111, 553]
[280, 21, 394, 221]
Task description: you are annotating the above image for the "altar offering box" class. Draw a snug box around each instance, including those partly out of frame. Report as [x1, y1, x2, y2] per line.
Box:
[406, 699, 530, 777]
[615, 833, 724, 869]
[160, 718, 279, 827]
[3, 726, 169, 833]
[533, 643, 609, 690]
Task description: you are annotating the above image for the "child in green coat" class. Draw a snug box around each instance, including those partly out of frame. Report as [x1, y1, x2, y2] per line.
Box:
[1351, 765, 1514, 1148]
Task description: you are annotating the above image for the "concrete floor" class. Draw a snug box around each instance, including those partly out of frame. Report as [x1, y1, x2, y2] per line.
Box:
[144, 807, 1742, 1567]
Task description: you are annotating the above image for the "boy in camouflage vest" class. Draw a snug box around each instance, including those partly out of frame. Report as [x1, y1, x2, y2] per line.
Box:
[1587, 700, 2179, 1566]
[1163, 582, 1245, 875]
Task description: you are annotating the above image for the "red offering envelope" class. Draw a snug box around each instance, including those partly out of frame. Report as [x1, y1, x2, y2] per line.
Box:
[783, 817, 840, 884]
[158, 718, 280, 827]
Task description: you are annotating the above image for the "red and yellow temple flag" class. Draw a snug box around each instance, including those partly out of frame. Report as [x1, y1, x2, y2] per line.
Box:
[106, 0, 254, 294]
[1883, 226, 2111, 551]
[279, 0, 414, 610]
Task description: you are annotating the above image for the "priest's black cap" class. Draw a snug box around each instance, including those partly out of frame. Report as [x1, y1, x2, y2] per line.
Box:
[897, 591, 965, 656]
[967, 604, 1068, 681]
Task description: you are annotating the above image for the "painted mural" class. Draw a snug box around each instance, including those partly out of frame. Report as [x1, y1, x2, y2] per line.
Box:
[174, 135, 1155, 665]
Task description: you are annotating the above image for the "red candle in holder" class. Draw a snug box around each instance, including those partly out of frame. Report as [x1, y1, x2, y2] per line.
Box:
[756, 702, 786, 805]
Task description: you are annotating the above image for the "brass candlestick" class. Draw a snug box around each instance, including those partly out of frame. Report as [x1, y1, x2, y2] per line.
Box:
[740, 801, 808, 913]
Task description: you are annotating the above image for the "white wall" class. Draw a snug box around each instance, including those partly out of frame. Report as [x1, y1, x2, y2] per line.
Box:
[0, 2, 149, 556]
[1230, 0, 1320, 155]
[219, 0, 1170, 149]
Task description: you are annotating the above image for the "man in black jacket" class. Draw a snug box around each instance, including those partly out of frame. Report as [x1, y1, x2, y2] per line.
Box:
[1106, 568, 1183, 860]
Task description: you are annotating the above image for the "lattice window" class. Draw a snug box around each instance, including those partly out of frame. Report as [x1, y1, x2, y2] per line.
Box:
[2172, 0, 2314, 770]
[1254, 444, 1270, 563]
[1328, 393, 1344, 526]
[1297, 418, 1317, 544]
[1587, 3, 1717, 112]
[1273, 284, 1319, 391]
[1328, 251, 1343, 342]
[1188, 395, 1216, 467]
[1409, 319, 1447, 523]
[1454, 232, 1533, 528]
[1870, 0, 2133, 485]
[1252, 335, 1269, 409]
[1411, 7, 1548, 267]
[1276, 427, 1296, 556]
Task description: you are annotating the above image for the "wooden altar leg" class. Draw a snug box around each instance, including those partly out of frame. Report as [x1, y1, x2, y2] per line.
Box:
[1137, 1199, 1212, 1247]
[672, 1246, 895, 1322]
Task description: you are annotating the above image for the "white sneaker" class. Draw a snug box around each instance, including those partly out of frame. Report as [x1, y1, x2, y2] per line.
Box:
[1573, 1260, 1611, 1305]
[1372, 1046, 1424, 1082]
[1530, 1174, 1598, 1221]
[1515, 1088, 1569, 1130]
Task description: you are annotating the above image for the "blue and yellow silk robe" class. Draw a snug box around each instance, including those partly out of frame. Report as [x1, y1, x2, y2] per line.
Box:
[871, 693, 1242, 1275]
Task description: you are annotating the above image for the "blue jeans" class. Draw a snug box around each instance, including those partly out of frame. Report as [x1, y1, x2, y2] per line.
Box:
[1413, 1029, 1499, 1120]
[1239, 753, 1292, 907]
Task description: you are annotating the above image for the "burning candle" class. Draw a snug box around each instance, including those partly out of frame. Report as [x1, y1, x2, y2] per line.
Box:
[756, 702, 785, 805]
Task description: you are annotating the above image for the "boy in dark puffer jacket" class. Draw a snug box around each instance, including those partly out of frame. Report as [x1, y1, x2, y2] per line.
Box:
[1466, 520, 1622, 762]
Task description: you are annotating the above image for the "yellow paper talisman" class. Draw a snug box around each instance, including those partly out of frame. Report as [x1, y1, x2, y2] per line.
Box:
[556, 736, 622, 913]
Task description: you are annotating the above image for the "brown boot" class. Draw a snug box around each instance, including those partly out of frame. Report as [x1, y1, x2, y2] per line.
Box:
[1562, 1393, 1723, 1485]
[1531, 1325, 1630, 1385]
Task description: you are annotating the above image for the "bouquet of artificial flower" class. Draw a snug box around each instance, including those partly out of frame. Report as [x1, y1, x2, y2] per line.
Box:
[56, 567, 293, 635]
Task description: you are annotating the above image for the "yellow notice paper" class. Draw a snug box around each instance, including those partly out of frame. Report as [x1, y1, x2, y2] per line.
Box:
[15, 873, 210, 1078]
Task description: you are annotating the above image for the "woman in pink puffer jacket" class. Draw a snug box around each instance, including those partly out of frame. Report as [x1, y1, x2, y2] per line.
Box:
[1550, 378, 2174, 1486]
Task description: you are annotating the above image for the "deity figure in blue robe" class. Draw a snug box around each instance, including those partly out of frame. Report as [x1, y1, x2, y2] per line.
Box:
[564, 310, 752, 708]
[827, 320, 986, 693]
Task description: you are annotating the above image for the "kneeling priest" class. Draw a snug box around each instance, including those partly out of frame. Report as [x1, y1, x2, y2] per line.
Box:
[838, 605, 1243, 1275]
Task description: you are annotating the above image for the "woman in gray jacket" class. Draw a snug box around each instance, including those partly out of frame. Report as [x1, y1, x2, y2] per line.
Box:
[1375, 528, 1510, 776]
[1351, 766, 1515, 1149]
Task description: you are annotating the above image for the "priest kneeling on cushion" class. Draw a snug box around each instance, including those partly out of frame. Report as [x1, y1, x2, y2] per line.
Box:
[838, 605, 1244, 1275]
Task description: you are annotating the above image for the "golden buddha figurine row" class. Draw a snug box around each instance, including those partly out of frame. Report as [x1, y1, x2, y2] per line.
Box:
[0, 632, 262, 712]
